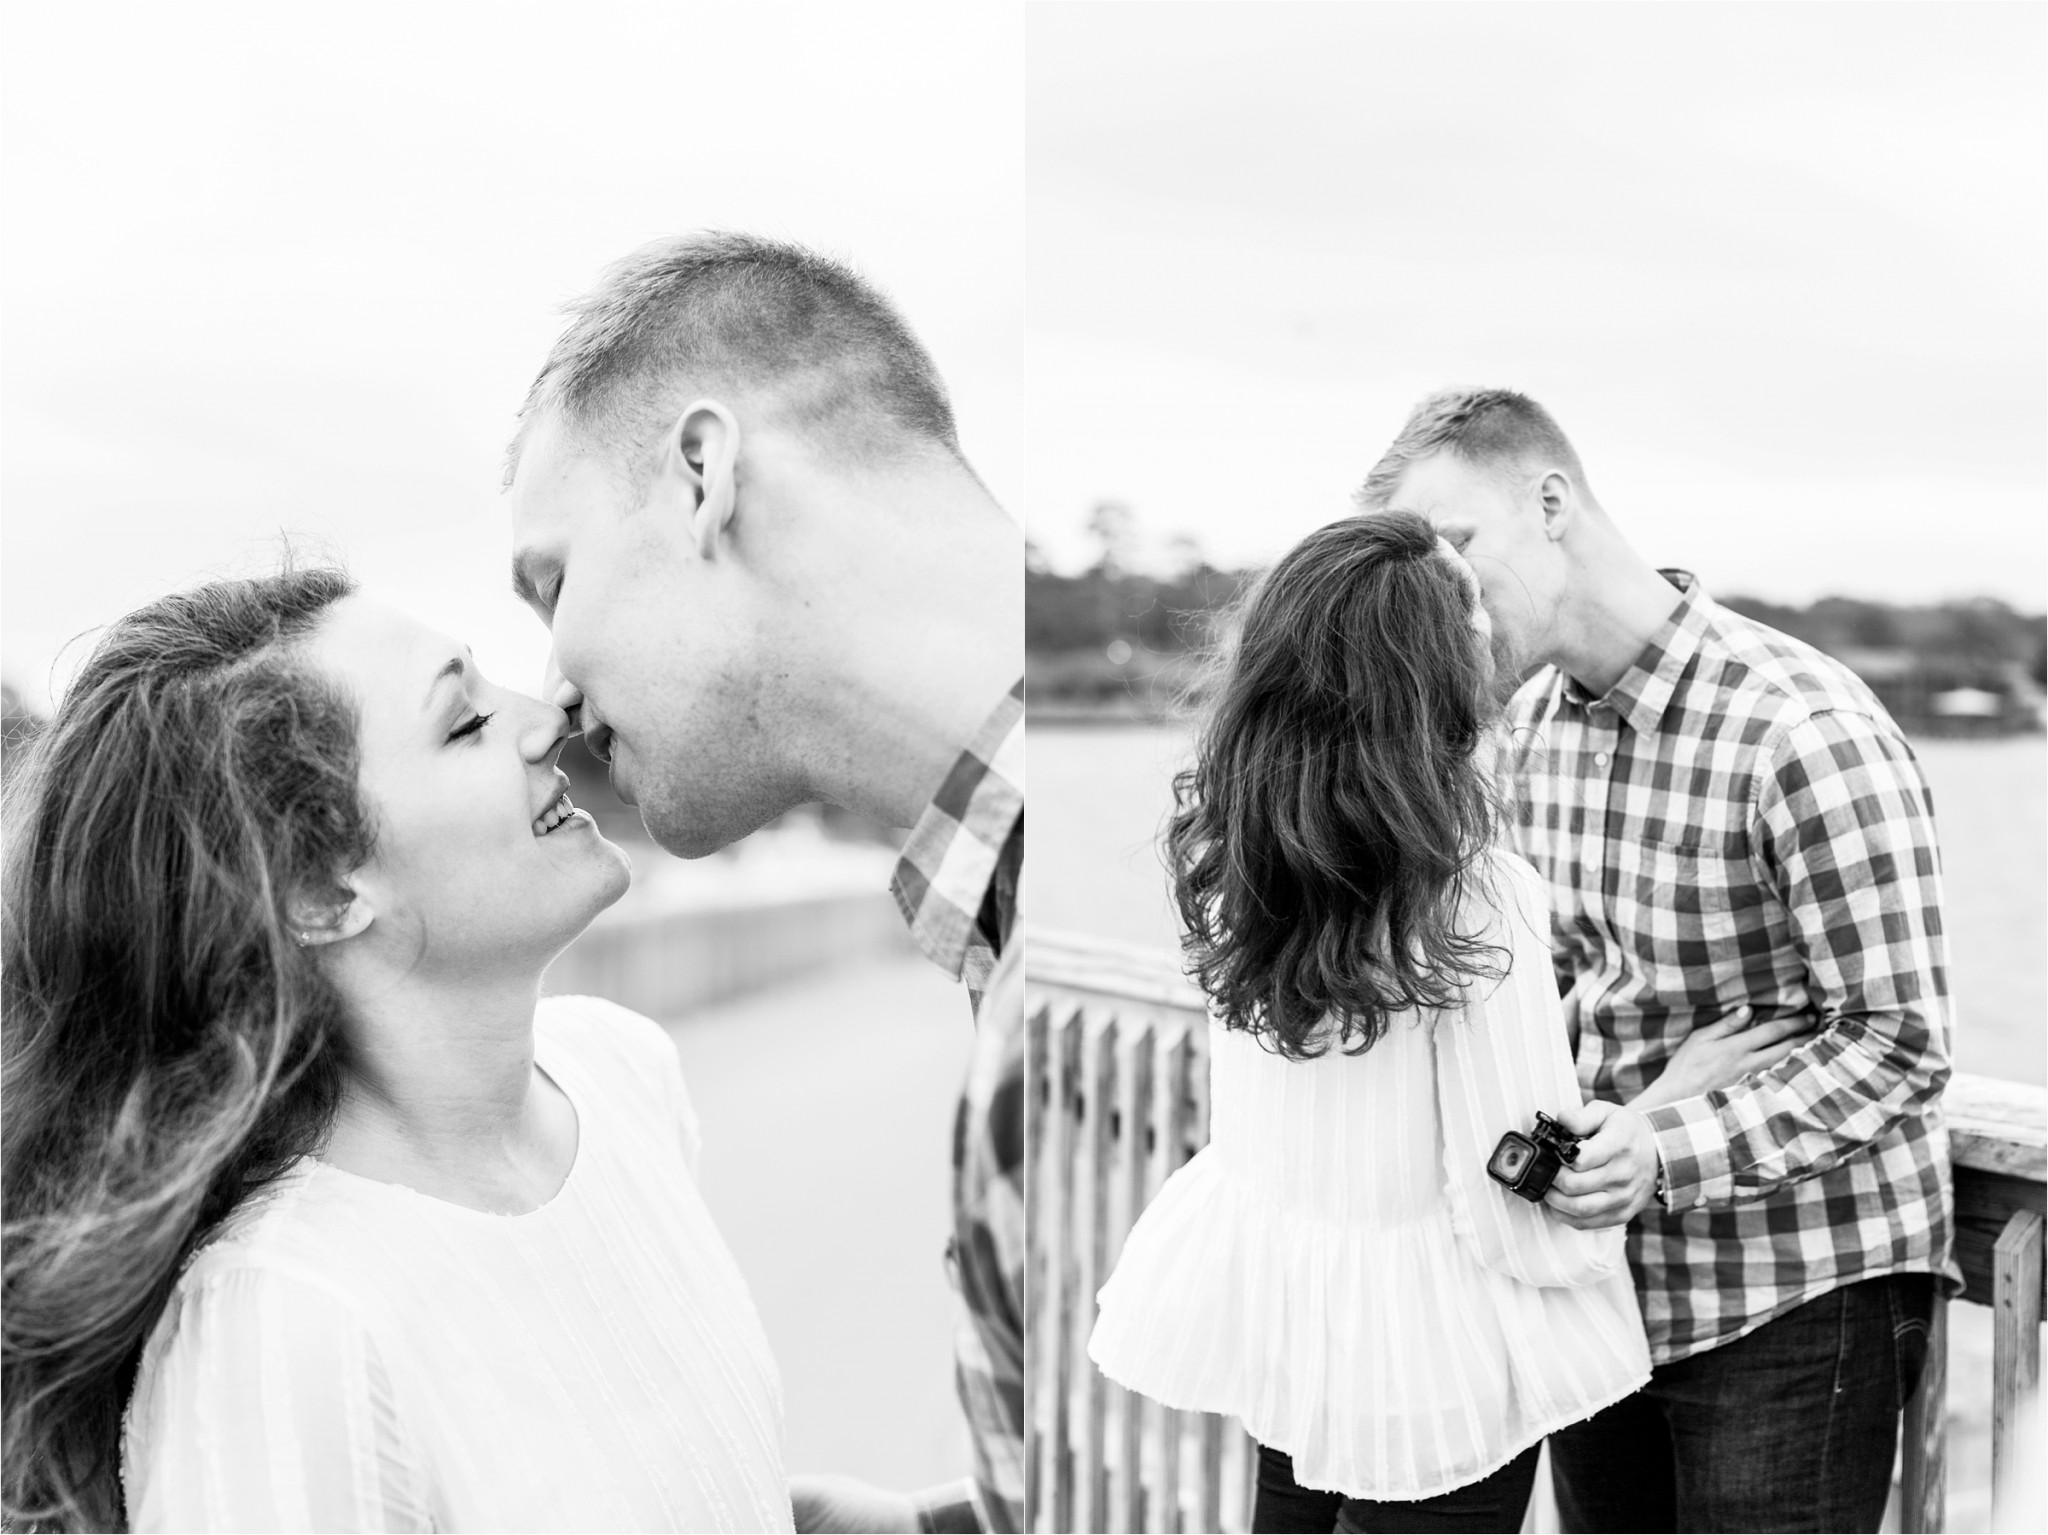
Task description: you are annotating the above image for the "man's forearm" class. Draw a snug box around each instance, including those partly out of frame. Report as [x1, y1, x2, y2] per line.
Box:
[1644, 1007, 1946, 1208]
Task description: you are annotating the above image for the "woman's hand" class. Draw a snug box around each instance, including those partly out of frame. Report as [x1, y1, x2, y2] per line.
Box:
[1630, 1006, 1819, 1112]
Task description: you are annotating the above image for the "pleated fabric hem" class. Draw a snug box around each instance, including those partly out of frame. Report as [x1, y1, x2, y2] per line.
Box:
[1086, 1151, 1654, 1502]
[1088, 1344, 1650, 1504]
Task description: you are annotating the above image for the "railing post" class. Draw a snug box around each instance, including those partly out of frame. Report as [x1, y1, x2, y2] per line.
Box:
[1900, 1293, 1948, 1532]
[1992, 1208, 2044, 1518]
[1024, 1003, 1050, 1533]
[1075, 1020, 1116, 1532]
[1228, 1421, 1256, 1533]
[1117, 1025, 1155, 1534]
[1196, 1411, 1224, 1534]
[1038, 1006, 1083, 1534]
[1155, 1027, 1196, 1530]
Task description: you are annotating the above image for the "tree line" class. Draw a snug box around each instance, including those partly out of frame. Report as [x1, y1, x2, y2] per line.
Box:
[1026, 536, 2048, 733]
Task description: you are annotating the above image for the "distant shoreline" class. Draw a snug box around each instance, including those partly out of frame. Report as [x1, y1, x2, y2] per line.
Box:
[1028, 699, 2047, 739]
[1026, 701, 1180, 727]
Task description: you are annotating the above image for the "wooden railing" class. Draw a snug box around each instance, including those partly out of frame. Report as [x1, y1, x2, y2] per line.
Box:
[1901, 1069, 2045, 1532]
[1025, 926, 2047, 1535]
[1027, 930, 1247, 1534]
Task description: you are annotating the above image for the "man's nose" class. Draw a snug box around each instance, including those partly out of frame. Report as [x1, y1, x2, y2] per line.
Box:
[542, 654, 583, 735]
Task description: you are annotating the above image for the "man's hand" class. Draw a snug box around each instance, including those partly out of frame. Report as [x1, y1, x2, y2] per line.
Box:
[1543, 1099, 1662, 1229]
[789, 1474, 921, 1534]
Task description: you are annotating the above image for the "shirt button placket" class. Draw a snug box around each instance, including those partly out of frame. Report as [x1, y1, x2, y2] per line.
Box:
[1585, 706, 1620, 929]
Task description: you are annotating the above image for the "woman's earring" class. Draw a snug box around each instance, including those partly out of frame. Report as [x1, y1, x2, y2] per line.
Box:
[290, 899, 370, 948]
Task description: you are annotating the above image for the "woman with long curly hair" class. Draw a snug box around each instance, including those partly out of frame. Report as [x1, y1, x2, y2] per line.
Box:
[1088, 512, 1794, 1533]
[2, 568, 791, 1532]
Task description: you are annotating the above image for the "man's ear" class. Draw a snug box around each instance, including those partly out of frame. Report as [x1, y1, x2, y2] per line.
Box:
[662, 400, 742, 560]
[1535, 469, 1575, 542]
[287, 881, 374, 949]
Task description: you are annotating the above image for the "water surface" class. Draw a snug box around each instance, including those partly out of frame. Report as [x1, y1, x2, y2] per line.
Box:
[1030, 726, 2045, 1085]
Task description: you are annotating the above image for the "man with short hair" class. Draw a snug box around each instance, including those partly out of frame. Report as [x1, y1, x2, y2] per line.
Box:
[1360, 387, 1956, 1533]
[505, 233, 1023, 1534]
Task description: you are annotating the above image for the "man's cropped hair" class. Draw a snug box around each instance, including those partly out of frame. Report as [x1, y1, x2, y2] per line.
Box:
[506, 232, 961, 487]
[1356, 387, 1590, 509]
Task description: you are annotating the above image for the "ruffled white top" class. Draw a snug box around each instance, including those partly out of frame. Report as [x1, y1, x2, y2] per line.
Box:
[122, 996, 793, 1533]
[1088, 850, 1651, 1501]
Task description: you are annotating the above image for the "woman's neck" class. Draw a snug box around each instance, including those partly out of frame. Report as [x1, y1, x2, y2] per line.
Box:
[319, 964, 579, 1214]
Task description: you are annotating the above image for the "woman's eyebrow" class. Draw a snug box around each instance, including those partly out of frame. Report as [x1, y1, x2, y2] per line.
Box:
[421, 650, 475, 711]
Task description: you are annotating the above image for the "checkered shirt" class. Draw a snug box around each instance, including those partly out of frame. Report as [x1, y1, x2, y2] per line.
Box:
[894, 680, 1025, 1014]
[1505, 573, 1957, 1365]
[892, 681, 1025, 1533]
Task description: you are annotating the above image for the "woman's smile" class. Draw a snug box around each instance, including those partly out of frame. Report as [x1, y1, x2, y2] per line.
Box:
[531, 784, 590, 837]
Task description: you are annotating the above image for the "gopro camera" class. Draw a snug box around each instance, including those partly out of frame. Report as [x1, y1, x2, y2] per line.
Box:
[1487, 1112, 1583, 1202]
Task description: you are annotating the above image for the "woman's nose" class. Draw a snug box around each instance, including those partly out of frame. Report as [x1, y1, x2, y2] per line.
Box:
[519, 696, 575, 762]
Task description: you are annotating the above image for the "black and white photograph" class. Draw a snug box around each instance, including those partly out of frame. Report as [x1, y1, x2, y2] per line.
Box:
[4, 3, 2045, 1535]
[2, 5, 1022, 1533]
[1024, 5, 2043, 1535]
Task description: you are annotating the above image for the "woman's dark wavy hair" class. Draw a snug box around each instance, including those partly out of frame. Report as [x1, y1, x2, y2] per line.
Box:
[1166, 511, 1508, 1061]
[2, 567, 370, 1531]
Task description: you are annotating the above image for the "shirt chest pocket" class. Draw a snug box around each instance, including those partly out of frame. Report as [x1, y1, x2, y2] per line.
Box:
[1623, 831, 1762, 971]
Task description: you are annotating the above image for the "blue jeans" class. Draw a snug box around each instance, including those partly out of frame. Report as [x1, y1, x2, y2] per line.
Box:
[1548, 1272, 1936, 1533]
[1252, 1442, 1541, 1533]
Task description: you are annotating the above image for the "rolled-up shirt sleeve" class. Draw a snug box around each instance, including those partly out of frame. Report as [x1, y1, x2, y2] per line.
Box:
[1644, 710, 1952, 1208]
[1437, 859, 1631, 1288]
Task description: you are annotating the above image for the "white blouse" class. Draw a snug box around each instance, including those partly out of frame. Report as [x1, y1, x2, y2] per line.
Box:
[122, 996, 793, 1533]
[1089, 850, 1651, 1502]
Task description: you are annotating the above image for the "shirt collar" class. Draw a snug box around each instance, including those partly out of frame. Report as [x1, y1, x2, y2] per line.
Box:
[889, 680, 1025, 982]
[1558, 570, 1709, 737]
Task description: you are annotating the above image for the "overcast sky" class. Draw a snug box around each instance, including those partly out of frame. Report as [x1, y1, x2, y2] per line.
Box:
[1, 1, 1022, 712]
[1027, 2, 2046, 607]
[5, 2, 2042, 715]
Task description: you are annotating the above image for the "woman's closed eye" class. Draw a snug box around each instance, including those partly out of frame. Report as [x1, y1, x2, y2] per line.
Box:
[447, 711, 495, 743]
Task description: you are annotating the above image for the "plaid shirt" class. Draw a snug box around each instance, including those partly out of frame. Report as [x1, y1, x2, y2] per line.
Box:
[891, 681, 1024, 1532]
[1505, 573, 1957, 1365]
